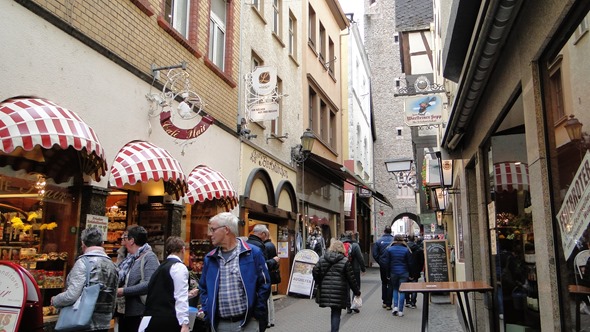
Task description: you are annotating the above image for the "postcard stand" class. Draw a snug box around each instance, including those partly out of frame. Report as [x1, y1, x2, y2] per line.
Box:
[0, 261, 43, 332]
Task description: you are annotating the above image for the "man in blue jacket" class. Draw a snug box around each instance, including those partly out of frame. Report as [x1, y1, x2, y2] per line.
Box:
[372, 226, 394, 310]
[199, 212, 271, 332]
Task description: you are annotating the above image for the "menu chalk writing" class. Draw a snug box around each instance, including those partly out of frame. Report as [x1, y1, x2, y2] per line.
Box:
[424, 240, 450, 283]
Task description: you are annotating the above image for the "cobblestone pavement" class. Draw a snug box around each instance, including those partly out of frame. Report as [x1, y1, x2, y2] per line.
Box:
[273, 267, 464, 332]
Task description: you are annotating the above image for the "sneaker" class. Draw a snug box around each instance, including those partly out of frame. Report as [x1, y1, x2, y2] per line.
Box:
[353, 308, 360, 313]
[382, 304, 387, 308]
[346, 308, 353, 314]
[397, 311, 404, 317]
[392, 307, 398, 316]
[385, 306, 392, 310]
[409, 304, 417, 309]
[405, 303, 411, 308]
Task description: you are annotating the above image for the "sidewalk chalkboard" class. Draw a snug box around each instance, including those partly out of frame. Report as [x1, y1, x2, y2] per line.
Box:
[424, 239, 450, 283]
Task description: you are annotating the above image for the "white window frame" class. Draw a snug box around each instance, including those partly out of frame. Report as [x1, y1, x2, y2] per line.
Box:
[166, 0, 190, 38]
[288, 13, 296, 56]
[273, 0, 281, 35]
[209, 0, 227, 70]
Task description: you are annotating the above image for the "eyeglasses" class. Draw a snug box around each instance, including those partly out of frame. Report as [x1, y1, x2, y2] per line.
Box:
[208, 225, 226, 233]
[121, 235, 128, 240]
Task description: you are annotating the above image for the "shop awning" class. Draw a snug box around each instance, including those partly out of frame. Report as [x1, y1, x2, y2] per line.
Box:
[306, 154, 392, 207]
[494, 162, 529, 192]
[109, 140, 187, 200]
[184, 165, 238, 210]
[0, 97, 107, 183]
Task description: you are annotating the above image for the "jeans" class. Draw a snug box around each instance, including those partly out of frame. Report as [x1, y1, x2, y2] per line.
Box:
[380, 267, 391, 306]
[390, 273, 409, 311]
[407, 277, 419, 305]
[330, 307, 341, 332]
[217, 318, 259, 332]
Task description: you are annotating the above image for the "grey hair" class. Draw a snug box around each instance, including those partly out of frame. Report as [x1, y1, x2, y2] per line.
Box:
[210, 212, 239, 235]
[252, 224, 269, 235]
[81, 227, 104, 247]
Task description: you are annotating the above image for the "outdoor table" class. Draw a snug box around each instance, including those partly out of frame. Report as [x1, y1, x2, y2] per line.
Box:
[568, 284, 590, 332]
[400, 281, 493, 332]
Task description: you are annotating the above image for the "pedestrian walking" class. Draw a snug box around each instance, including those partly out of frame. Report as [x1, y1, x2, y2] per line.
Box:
[406, 234, 424, 309]
[263, 230, 281, 328]
[384, 234, 411, 317]
[115, 225, 160, 332]
[312, 239, 361, 332]
[140, 236, 190, 332]
[372, 225, 394, 310]
[51, 227, 118, 332]
[199, 212, 271, 332]
[341, 231, 366, 313]
[247, 224, 279, 331]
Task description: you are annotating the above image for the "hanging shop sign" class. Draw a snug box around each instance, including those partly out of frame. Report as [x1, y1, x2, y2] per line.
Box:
[404, 94, 444, 126]
[557, 151, 590, 259]
[86, 215, 109, 241]
[287, 249, 319, 298]
[146, 64, 215, 152]
[246, 66, 281, 122]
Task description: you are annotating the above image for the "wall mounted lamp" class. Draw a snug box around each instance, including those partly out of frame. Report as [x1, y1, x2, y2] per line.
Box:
[384, 158, 417, 190]
[291, 129, 315, 164]
[564, 114, 590, 151]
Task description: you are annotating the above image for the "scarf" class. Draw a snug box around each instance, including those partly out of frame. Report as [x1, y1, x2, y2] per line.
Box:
[117, 243, 151, 284]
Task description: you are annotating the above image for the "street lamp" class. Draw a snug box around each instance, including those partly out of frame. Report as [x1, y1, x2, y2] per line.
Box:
[564, 114, 590, 150]
[384, 159, 416, 189]
[291, 128, 315, 164]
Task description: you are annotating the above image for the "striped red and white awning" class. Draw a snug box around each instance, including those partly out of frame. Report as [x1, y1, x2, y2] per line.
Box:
[185, 165, 238, 210]
[109, 140, 187, 200]
[494, 162, 529, 192]
[0, 97, 107, 183]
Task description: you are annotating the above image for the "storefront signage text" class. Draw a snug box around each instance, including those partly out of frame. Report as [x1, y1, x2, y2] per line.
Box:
[0, 176, 70, 202]
[557, 151, 590, 258]
[249, 150, 289, 179]
[160, 112, 215, 140]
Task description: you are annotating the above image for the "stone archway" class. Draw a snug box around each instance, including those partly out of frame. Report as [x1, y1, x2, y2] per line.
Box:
[390, 212, 423, 236]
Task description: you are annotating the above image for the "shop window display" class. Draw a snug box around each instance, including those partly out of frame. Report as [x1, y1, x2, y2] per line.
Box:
[541, 8, 590, 330]
[0, 172, 77, 321]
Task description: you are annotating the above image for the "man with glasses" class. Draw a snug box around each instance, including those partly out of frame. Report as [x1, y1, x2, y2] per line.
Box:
[199, 212, 271, 332]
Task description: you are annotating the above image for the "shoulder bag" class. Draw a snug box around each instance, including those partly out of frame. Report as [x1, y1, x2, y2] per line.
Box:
[55, 256, 101, 331]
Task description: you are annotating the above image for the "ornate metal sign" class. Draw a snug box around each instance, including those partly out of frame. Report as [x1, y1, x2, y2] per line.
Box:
[146, 63, 214, 154]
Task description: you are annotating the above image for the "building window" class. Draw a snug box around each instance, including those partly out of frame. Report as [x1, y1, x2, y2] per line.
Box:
[320, 101, 327, 141]
[252, 0, 260, 11]
[329, 109, 336, 148]
[164, 0, 190, 38]
[308, 5, 316, 48]
[574, 15, 589, 44]
[319, 23, 326, 61]
[273, 0, 281, 36]
[271, 77, 283, 136]
[394, 35, 399, 43]
[209, 0, 227, 70]
[309, 88, 318, 132]
[328, 37, 335, 74]
[548, 56, 566, 124]
[289, 12, 297, 57]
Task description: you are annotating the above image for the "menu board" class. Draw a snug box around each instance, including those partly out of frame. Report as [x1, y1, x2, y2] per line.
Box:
[424, 239, 450, 283]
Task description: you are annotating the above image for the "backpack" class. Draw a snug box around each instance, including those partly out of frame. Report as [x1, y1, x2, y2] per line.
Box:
[343, 242, 353, 261]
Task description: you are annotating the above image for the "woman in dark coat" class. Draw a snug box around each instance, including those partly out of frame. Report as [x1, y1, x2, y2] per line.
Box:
[312, 239, 361, 332]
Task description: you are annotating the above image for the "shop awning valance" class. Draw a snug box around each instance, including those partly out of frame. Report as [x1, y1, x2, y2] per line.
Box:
[185, 165, 238, 210]
[0, 97, 107, 183]
[109, 140, 187, 200]
[494, 162, 529, 192]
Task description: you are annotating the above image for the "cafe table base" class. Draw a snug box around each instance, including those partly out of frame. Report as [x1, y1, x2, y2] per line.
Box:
[400, 281, 493, 332]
